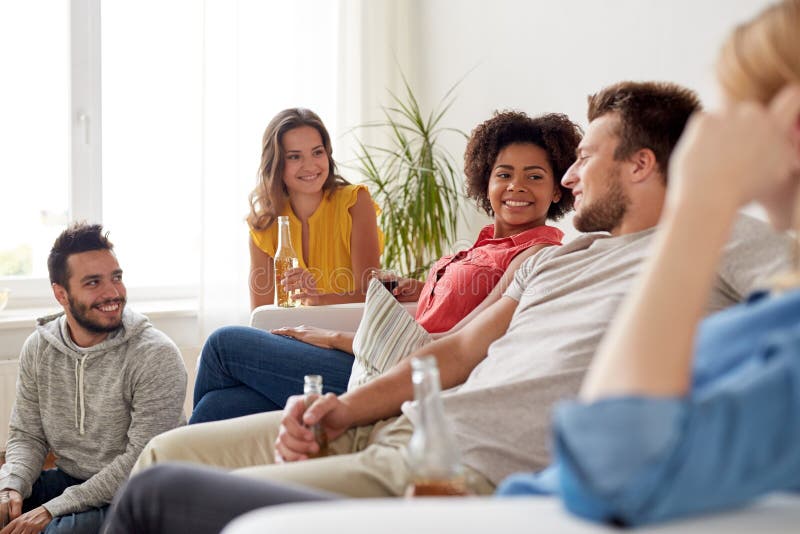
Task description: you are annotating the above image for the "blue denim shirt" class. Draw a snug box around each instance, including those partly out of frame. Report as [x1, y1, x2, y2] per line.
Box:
[497, 289, 800, 526]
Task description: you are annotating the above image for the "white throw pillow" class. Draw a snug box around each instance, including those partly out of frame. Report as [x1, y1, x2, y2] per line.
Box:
[348, 279, 432, 390]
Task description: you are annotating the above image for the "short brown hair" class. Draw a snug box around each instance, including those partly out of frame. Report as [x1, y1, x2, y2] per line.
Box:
[587, 81, 701, 180]
[48, 222, 114, 289]
[464, 111, 582, 221]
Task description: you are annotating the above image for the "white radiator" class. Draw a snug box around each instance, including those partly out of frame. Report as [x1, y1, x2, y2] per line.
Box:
[0, 359, 19, 451]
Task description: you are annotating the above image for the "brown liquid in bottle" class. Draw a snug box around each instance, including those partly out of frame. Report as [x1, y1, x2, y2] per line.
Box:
[407, 478, 469, 497]
[308, 424, 329, 459]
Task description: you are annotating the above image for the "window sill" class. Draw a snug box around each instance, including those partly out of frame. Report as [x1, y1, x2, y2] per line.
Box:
[0, 298, 199, 331]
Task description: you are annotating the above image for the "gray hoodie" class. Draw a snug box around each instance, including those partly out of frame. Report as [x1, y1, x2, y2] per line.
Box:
[0, 308, 187, 517]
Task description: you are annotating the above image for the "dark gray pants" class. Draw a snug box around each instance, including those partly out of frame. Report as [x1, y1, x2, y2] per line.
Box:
[101, 463, 339, 534]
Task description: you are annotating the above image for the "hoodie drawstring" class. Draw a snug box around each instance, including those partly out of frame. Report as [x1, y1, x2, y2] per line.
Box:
[74, 357, 87, 435]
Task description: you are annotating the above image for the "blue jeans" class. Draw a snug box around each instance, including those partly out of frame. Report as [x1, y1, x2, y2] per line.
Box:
[190, 326, 354, 424]
[23, 468, 108, 534]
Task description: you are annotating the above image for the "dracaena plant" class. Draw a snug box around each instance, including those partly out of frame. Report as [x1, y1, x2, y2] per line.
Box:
[353, 75, 466, 279]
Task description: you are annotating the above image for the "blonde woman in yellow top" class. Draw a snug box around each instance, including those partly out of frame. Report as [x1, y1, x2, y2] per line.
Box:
[247, 108, 383, 308]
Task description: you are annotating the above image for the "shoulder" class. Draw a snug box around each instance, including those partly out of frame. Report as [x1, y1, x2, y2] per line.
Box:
[127, 327, 184, 372]
[726, 212, 791, 249]
[19, 330, 45, 363]
[329, 184, 374, 210]
[249, 222, 277, 255]
[512, 224, 564, 247]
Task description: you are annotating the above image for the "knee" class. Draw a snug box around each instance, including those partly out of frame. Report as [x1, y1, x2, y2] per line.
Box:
[106, 465, 187, 532]
[130, 464, 192, 500]
[201, 326, 253, 365]
[131, 429, 183, 474]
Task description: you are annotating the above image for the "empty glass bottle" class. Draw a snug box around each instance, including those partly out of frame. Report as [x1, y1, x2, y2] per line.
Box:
[274, 215, 299, 307]
[406, 355, 468, 496]
[304, 374, 329, 458]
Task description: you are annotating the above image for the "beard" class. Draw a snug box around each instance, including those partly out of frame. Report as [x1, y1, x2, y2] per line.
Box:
[68, 295, 126, 334]
[573, 169, 630, 233]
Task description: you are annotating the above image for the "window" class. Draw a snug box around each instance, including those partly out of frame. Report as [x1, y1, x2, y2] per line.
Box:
[1, 0, 343, 311]
[101, 0, 203, 289]
[0, 2, 70, 281]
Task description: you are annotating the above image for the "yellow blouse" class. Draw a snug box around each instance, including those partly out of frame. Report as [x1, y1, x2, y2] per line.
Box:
[249, 184, 384, 294]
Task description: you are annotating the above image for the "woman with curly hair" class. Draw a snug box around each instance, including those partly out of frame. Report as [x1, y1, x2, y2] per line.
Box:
[378, 111, 578, 333]
[190, 111, 582, 424]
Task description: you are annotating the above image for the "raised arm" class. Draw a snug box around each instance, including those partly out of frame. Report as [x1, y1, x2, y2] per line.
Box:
[581, 89, 800, 401]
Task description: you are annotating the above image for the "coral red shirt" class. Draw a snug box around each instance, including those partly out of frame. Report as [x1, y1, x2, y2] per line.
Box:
[415, 224, 563, 333]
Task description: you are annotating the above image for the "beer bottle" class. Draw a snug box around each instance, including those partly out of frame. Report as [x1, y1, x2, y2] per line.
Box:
[303, 374, 329, 458]
[274, 215, 299, 307]
[406, 356, 469, 497]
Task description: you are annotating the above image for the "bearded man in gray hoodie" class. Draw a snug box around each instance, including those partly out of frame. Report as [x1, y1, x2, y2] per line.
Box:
[0, 222, 187, 534]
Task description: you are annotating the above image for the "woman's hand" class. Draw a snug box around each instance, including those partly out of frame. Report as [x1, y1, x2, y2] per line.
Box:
[280, 267, 321, 305]
[669, 85, 800, 221]
[371, 270, 423, 302]
[393, 277, 424, 302]
[271, 325, 339, 349]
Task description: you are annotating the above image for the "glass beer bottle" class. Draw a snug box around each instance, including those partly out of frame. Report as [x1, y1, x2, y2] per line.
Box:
[304, 374, 329, 458]
[406, 356, 469, 497]
[274, 215, 299, 307]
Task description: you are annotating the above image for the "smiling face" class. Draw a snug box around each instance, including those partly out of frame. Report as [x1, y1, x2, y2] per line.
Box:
[561, 114, 631, 234]
[280, 125, 330, 198]
[53, 249, 127, 346]
[487, 142, 560, 238]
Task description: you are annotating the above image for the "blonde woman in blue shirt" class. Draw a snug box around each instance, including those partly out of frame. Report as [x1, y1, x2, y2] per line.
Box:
[500, 0, 800, 525]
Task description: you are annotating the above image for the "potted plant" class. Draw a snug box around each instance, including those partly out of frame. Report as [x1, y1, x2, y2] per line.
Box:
[353, 75, 466, 279]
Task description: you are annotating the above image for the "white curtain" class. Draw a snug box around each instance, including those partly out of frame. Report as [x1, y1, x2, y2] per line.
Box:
[197, 0, 411, 340]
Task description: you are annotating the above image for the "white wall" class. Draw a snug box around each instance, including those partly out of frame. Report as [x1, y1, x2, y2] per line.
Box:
[403, 0, 774, 242]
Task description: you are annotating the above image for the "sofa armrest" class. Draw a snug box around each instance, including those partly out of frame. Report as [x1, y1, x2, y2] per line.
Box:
[249, 302, 417, 332]
[222, 494, 800, 534]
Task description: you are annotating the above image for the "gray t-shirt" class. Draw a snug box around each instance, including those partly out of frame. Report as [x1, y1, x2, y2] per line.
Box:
[409, 213, 790, 486]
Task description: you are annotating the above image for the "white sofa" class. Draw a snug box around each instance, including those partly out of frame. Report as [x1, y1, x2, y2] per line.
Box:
[223, 494, 800, 533]
[249, 302, 417, 331]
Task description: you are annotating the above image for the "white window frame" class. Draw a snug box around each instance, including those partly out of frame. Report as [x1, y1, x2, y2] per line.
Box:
[3, 0, 197, 310]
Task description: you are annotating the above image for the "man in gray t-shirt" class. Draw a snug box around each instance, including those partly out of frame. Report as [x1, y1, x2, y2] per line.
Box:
[102, 81, 791, 533]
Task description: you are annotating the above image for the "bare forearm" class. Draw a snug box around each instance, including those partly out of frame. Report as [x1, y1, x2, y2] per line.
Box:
[331, 331, 355, 353]
[582, 199, 739, 400]
[341, 297, 516, 426]
[340, 333, 474, 425]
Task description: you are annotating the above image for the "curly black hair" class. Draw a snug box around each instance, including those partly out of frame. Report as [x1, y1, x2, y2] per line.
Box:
[464, 111, 582, 221]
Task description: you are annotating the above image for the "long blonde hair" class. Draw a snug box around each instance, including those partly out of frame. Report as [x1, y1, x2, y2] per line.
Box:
[716, 0, 800, 103]
[247, 108, 349, 231]
[716, 0, 800, 289]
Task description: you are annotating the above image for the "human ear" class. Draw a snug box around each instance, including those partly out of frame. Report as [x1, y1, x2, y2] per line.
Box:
[629, 148, 657, 182]
[52, 283, 69, 307]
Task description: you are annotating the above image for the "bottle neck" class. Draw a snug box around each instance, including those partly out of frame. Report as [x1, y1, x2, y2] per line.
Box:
[276, 218, 296, 256]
